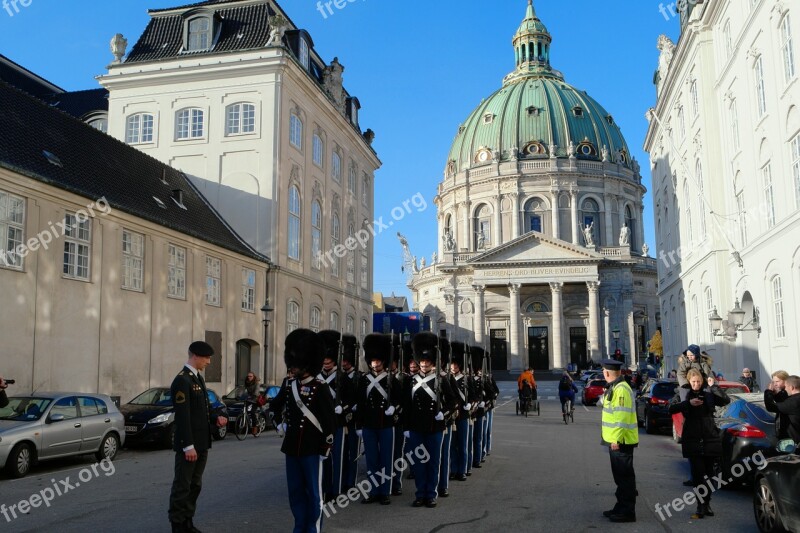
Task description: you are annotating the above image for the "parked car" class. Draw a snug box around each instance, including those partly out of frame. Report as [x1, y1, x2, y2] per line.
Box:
[715, 393, 779, 487]
[582, 379, 607, 406]
[672, 380, 750, 443]
[753, 449, 800, 533]
[222, 385, 282, 431]
[0, 393, 125, 478]
[581, 371, 604, 384]
[120, 387, 228, 448]
[635, 378, 678, 434]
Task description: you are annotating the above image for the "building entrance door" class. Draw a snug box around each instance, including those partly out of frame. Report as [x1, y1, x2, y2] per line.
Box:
[569, 327, 588, 368]
[528, 327, 549, 370]
[490, 329, 507, 370]
[235, 340, 251, 386]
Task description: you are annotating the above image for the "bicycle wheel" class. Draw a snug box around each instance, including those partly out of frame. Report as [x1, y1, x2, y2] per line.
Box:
[515, 400, 519, 416]
[254, 413, 266, 437]
[536, 400, 540, 416]
[235, 413, 249, 440]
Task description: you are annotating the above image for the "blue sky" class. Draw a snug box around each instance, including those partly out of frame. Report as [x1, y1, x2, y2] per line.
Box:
[1, 0, 681, 302]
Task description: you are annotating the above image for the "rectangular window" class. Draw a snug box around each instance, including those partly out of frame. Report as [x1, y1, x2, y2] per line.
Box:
[360, 253, 368, 290]
[781, 15, 796, 84]
[792, 134, 800, 209]
[206, 256, 221, 306]
[347, 253, 355, 284]
[479, 220, 491, 245]
[690, 81, 699, 118]
[177, 108, 204, 140]
[763, 163, 775, 228]
[188, 17, 211, 51]
[168, 244, 186, 299]
[122, 230, 144, 291]
[736, 192, 748, 247]
[0, 191, 25, 269]
[313, 134, 323, 166]
[290, 114, 303, 149]
[241, 268, 256, 312]
[332, 152, 341, 183]
[299, 38, 309, 69]
[63, 213, 91, 280]
[730, 99, 740, 153]
[755, 56, 767, 118]
[226, 103, 256, 136]
[773, 277, 786, 339]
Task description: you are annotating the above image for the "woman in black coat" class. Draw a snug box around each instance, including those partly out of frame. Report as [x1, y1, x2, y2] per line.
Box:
[668, 369, 730, 519]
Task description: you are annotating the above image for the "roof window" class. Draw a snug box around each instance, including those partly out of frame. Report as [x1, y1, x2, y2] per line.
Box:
[572, 106, 584, 117]
[43, 150, 63, 167]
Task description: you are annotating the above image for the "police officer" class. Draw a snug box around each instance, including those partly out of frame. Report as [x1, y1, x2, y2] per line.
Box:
[318, 330, 356, 502]
[600, 358, 638, 523]
[269, 329, 336, 533]
[168, 341, 228, 533]
[404, 332, 457, 508]
[339, 334, 360, 492]
[356, 333, 400, 505]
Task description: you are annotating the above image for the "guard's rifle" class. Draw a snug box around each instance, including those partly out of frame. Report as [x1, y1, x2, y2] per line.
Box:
[387, 329, 394, 413]
[434, 338, 442, 416]
[465, 333, 477, 418]
[336, 326, 345, 415]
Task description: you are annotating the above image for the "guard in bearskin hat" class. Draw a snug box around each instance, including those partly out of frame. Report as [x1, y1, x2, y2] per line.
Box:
[338, 333, 360, 491]
[481, 349, 500, 461]
[447, 341, 475, 482]
[355, 333, 401, 504]
[469, 345, 487, 470]
[436, 336, 455, 498]
[269, 328, 336, 533]
[404, 332, 457, 508]
[317, 330, 356, 501]
[389, 333, 407, 496]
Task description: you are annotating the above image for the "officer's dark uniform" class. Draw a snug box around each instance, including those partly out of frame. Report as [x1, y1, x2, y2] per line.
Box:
[448, 344, 476, 480]
[168, 341, 223, 533]
[339, 335, 360, 491]
[469, 353, 486, 471]
[482, 369, 500, 459]
[270, 329, 336, 533]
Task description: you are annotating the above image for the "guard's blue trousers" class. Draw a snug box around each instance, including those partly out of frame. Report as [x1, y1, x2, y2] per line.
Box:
[362, 427, 394, 497]
[408, 430, 444, 501]
[285, 454, 323, 533]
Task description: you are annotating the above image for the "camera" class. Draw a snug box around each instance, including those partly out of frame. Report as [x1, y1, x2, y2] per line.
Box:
[2, 379, 14, 384]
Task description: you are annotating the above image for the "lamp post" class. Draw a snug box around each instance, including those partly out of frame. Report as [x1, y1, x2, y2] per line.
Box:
[612, 328, 621, 363]
[261, 301, 273, 384]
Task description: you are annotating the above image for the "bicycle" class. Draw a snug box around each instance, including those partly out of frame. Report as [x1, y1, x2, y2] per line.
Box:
[235, 399, 266, 440]
[562, 397, 574, 424]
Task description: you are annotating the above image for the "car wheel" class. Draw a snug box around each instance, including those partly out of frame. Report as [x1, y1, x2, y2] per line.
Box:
[213, 424, 227, 441]
[95, 433, 120, 462]
[6, 442, 33, 479]
[163, 424, 176, 449]
[644, 412, 655, 434]
[754, 478, 786, 533]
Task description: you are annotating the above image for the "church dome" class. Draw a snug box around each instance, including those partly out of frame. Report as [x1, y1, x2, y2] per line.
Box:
[446, 1, 631, 174]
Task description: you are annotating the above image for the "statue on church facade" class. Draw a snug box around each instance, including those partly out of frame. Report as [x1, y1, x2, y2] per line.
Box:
[583, 222, 595, 247]
[619, 223, 630, 246]
[443, 230, 456, 252]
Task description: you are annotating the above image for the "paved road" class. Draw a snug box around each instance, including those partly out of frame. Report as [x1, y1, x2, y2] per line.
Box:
[0, 381, 760, 532]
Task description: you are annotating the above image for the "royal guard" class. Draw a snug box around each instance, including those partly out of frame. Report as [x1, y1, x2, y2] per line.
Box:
[339, 334, 360, 491]
[451, 342, 475, 475]
[389, 333, 406, 496]
[481, 352, 500, 460]
[318, 330, 356, 502]
[404, 341, 418, 481]
[448, 341, 474, 482]
[404, 332, 457, 508]
[355, 333, 401, 505]
[470, 345, 487, 470]
[437, 337, 453, 498]
[269, 329, 336, 533]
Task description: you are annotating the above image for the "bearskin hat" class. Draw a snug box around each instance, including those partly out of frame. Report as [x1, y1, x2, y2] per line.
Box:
[318, 330, 341, 361]
[363, 333, 391, 367]
[450, 341, 466, 370]
[412, 332, 439, 362]
[438, 336, 451, 366]
[284, 328, 324, 376]
[341, 334, 358, 366]
[470, 345, 485, 372]
[389, 333, 402, 365]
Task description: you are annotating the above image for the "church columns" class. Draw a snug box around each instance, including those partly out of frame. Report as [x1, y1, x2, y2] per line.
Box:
[570, 189, 579, 245]
[445, 292, 459, 337]
[551, 190, 560, 240]
[493, 198, 502, 247]
[623, 290, 634, 367]
[638, 204, 646, 252]
[464, 201, 472, 252]
[550, 282, 564, 368]
[603, 307, 611, 359]
[604, 194, 614, 246]
[473, 284, 485, 345]
[510, 193, 520, 240]
[587, 281, 601, 361]
[508, 283, 522, 371]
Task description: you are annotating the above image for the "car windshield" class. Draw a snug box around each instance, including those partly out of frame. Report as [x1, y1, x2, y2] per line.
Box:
[0, 397, 53, 421]
[129, 388, 172, 406]
[224, 387, 248, 400]
[653, 383, 678, 399]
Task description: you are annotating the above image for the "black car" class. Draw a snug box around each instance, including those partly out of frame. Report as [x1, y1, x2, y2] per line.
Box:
[753, 450, 800, 533]
[636, 378, 677, 434]
[715, 393, 779, 487]
[120, 387, 228, 448]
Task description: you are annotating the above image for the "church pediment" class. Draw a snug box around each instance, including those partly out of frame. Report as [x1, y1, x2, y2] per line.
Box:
[469, 232, 603, 265]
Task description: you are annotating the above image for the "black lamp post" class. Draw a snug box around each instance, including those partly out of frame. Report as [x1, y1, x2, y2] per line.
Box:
[612, 328, 621, 360]
[261, 301, 273, 384]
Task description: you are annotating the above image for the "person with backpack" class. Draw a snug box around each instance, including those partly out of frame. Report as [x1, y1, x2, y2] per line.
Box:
[558, 371, 578, 416]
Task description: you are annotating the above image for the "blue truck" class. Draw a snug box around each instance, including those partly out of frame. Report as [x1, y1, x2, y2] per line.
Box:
[372, 312, 430, 336]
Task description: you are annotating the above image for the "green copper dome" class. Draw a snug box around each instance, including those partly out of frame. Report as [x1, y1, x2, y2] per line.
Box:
[446, 1, 631, 174]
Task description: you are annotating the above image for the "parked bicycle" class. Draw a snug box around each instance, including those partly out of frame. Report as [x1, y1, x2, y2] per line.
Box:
[235, 399, 266, 440]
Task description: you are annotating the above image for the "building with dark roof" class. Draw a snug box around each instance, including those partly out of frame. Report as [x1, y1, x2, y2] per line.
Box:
[0, 79, 271, 401]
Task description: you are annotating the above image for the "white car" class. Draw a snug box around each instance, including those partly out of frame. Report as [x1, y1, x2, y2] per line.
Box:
[0, 393, 125, 478]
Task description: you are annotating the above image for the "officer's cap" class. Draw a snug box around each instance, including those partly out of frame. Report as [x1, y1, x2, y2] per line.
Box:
[601, 358, 623, 371]
[189, 341, 214, 357]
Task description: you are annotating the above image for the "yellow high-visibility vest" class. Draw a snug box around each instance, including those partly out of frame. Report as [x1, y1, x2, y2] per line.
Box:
[601, 379, 639, 446]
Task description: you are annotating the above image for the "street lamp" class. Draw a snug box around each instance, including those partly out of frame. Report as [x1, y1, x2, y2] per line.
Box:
[612, 328, 620, 351]
[261, 301, 273, 383]
[709, 298, 760, 340]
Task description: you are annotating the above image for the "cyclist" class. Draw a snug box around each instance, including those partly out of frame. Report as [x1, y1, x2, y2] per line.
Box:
[242, 371, 262, 434]
[517, 367, 536, 402]
[558, 371, 578, 415]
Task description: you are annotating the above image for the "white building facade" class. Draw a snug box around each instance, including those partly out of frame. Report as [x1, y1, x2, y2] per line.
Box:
[644, 0, 800, 384]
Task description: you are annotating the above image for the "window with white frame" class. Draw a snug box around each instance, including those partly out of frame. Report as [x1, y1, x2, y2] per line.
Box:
[310, 306, 321, 332]
[736, 192, 748, 247]
[187, 16, 212, 51]
[755, 56, 767, 118]
[792, 134, 800, 208]
[0, 191, 25, 269]
[122, 230, 144, 291]
[332, 152, 341, 183]
[348, 162, 356, 195]
[763, 163, 775, 228]
[176, 108, 204, 140]
[361, 319, 367, 338]
[290, 113, 303, 150]
[730, 98, 740, 152]
[781, 15, 796, 84]
[772, 276, 786, 338]
[696, 162, 707, 238]
[347, 224, 355, 284]
[226, 103, 256, 136]
[677, 106, 685, 137]
[206, 256, 221, 306]
[288, 186, 301, 260]
[690, 80, 699, 118]
[330, 311, 339, 330]
[311, 201, 322, 270]
[63, 213, 91, 280]
[331, 213, 340, 277]
[89, 117, 108, 133]
[299, 38, 309, 69]
[313, 134, 324, 167]
[723, 20, 733, 58]
[125, 113, 154, 144]
[346, 315, 354, 334]
[287, 301, 300, 334]
[241, 268, 256, 312]
[361, 174, 369, 207]
[360, 252, 368, 290]
[705, 287, 714, 340]
[683, 182, 693, 242]
[692, 294, 700, 340]
[168, 244, 186, 299]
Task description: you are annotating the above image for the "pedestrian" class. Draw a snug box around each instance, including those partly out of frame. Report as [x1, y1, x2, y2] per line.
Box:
[668, 369, 677, 379]
[168, 341, 228, 533]
[600, 358, 638, 523]
[766, 375, 800, 444]
[764, 370, 791, 440]
[269, 328, 336, 533]
[738, 368, 760, 393]
[0, 375, 10, 408]
[669, 370, 730, 519]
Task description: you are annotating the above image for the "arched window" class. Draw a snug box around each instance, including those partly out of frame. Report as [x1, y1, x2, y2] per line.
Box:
[690, 80, 699, 118]
[361, 173, 369, 207]
[624, 205, 636, 249]
[526, 302, 549, 313]
[473, 204, 491, 249]
[683, 182, 693, 242]
[781, 15, 796, 84]
[332, 152, 341, 183]
[187, 16, 211, 51]
[347, 224, 355, 284]
[704, 287, 714, 341]
[125, 113, 154, 144]
[311, 201, 322, 270]
[524, 197, 548, 234]
[346, 315, 354, 334]
[287, 300, 300, 334]
[581, 198, 600, 246]
[226, 103, 256, 136]
[288, 186, 301, 260]
[696, 162, 707, 238]
[331, 213, 340, 277]
[330, 311, 339, 330]
[290, 113, 303, 149]
[348, 162, 357, 195]
[444, 214, 452, 236]
[176, 108, 205, 140]
[772, 276, 786, 338]
[310, 306, 321, 332]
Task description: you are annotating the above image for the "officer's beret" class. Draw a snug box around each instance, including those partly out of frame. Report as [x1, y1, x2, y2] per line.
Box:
[318, 330, 341, 361]
[363, 333, 391, 366]
[412, 332, 439, 362]
[341, 334, 358, 365]
[189, 341, 214, 357]
[450, 341, 466, 369]
[601, 358, 623, 371]
[470, 345, 485, 371]
[285, 329, 325, 375]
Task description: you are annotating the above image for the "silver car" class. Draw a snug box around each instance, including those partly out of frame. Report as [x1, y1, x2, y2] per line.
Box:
[0, 393, 125, 478]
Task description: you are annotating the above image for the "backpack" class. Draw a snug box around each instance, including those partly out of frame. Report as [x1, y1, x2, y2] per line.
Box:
[558, 378, 572, 391]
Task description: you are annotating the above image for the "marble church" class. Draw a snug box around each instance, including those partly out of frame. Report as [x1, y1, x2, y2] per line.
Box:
[408, 1, 659, 372]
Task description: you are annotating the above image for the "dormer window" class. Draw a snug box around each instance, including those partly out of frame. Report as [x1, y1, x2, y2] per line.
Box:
[350, 100, 359, 126]
[299, 38, 309, 69]
[606, 115, 614, 125]
[483, 113, 494, 125]
[572, 106, 584, 117]
[187, 16, 212, 51]
[527, 106, 540, 116]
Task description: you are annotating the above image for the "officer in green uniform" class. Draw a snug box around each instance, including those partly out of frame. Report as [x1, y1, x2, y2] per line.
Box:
[168, 341, 227, 533]
[600, 359, 638, 523]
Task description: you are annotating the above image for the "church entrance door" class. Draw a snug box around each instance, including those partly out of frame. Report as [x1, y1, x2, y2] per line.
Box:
[527, 327, 549, 370]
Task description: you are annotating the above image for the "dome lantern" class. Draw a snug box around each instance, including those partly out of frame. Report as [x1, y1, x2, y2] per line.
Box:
[508, 0, 562, 84]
